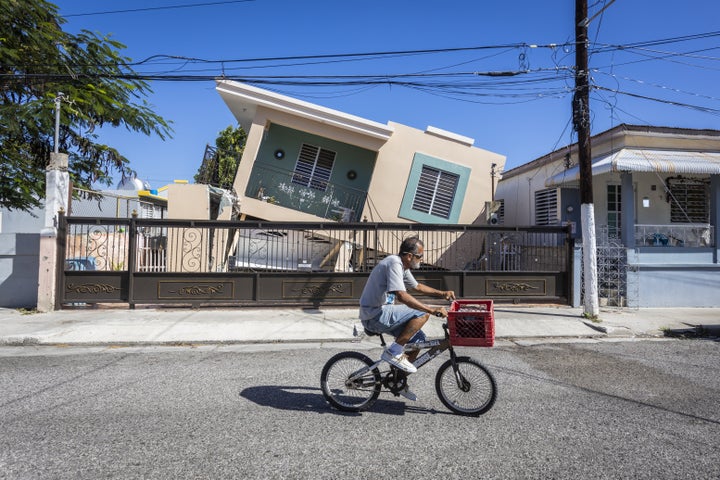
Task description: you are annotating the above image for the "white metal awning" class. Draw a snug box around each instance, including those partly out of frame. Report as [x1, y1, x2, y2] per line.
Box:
[545, 148, 720, 187]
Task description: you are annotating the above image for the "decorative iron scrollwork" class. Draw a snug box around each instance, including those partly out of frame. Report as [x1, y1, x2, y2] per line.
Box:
[292, 283, 347, 296]
[168, 284, 225, 296]
[491, 282, 538, 293]
[283, 281, 352, 298]
[66, 283, 120, 294]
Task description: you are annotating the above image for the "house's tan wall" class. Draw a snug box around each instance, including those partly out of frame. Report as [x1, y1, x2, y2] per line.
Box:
[167, 184, 210, 220]
[165, 184, 231, 272]
[366, 122, 505, 224]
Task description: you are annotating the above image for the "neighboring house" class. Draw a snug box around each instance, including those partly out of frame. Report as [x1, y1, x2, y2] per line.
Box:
[216, 80, 505, 226]
[496, 124, 720, 307]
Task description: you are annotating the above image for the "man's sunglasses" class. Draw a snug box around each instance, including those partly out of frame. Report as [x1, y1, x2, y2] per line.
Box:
[405, 252, 423, 259]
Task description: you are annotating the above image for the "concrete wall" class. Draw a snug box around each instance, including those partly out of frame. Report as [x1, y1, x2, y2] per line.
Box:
[0, 207, 45, 234]
[0, 233, 40, 308]
[167, 184, 211, 219]
[632, 266, 720, 307]
[369, 122, 505, 224]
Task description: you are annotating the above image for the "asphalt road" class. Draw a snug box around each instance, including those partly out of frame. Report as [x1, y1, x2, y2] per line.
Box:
[0, 339, 718, 479]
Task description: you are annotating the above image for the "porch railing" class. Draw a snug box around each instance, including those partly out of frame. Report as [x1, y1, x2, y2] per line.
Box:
[246, 163, 367, 222]
[634, 224, 713, 247]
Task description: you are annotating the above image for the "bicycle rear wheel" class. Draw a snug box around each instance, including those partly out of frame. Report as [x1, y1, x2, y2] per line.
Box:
[320, 351, 381, 412]
[435, 356, 497, 416]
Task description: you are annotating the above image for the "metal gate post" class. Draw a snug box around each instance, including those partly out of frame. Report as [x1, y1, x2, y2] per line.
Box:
[53, 209, 67, 310]
[127, 211, 138, 309]
[566, 224, 574, 306]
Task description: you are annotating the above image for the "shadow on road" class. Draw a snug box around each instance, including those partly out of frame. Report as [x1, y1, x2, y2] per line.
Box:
[239, 385, 449, 417]
[664, 324, 720, 339]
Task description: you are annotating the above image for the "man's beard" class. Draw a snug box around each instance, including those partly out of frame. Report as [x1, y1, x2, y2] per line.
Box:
[410, 259, 421, 269]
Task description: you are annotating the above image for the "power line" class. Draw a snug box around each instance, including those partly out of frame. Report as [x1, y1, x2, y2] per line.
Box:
[64, 0, 256, 18]
[594, 85, 720, 116]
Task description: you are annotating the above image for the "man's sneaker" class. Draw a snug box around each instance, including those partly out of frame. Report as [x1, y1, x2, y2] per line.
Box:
[381, 349, 417, 373]
[398, 386, 417, 402]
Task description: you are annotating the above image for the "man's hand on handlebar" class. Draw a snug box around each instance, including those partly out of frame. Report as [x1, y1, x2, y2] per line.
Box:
[432, 306, 448, 318]
[442, 290, 456, 301]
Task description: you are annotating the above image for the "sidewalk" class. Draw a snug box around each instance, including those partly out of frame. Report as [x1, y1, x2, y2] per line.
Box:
[1, 304, 717, 347]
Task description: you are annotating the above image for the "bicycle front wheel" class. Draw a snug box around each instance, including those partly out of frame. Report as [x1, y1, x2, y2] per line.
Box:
[435, 356, 497, 416]
[320, 351, 381, 412]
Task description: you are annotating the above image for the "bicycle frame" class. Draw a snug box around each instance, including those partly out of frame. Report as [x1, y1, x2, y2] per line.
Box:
[346, 324, 458, 385]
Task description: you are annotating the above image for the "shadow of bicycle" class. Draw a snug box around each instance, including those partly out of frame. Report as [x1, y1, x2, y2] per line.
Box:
[239, 385, 448, 417]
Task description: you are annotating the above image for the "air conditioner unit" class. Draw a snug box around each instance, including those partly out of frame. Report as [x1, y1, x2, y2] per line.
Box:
[485, 201, 501, 225]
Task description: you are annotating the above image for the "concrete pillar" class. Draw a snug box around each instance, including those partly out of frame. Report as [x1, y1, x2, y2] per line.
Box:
[711, 175, 720, 263]
[37, 153, 69, 312]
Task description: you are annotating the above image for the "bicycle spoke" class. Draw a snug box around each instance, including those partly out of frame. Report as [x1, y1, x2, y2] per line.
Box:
[321, 352, 382, 412]
[435, 357, 497, 415]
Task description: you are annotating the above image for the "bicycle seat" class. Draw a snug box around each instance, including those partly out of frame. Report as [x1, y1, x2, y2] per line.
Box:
[364, 328, 381, 337]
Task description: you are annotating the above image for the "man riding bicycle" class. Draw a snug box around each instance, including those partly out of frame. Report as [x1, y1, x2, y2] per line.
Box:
[359, 236, 455, 400]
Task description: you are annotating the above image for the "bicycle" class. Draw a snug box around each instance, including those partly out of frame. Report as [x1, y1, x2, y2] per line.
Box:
[320, 317, 497, 416]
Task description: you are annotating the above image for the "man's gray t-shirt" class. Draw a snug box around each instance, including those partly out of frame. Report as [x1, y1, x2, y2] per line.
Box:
[359, 255, 418, 320]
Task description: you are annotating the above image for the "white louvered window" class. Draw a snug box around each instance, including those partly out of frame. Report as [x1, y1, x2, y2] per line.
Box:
[412, 165, 459, 219]
[291, 143, 336, 191]
[535, 188, 558, 225]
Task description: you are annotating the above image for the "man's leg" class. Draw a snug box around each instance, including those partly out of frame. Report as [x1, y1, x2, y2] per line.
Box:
[395, 313, 430, 362]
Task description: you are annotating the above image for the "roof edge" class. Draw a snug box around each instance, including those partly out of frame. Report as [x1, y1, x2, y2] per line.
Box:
[216, 79, 394, 140]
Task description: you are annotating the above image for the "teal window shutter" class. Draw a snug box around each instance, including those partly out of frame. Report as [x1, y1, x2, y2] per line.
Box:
[399, 153, 469, 224]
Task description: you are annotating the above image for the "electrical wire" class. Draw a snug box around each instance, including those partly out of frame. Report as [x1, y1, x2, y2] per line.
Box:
[64, 0, 256, 18]
[594, 85, 720, 116]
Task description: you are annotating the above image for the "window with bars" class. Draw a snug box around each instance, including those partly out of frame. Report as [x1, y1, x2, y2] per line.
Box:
[667, 177, 709, 223]
[607, 184, 621, 238]
[291, 143, 336, 191]
[411, 165, 459, 219]
[535, 188, 558, 225]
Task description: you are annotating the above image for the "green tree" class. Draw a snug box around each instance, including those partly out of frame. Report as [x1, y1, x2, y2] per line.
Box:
[194, 125, 246, 190]
[0, 0, 172, 212]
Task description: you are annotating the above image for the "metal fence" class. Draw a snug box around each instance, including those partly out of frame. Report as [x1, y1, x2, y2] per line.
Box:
[62, 216, 570, 274]
[634, 223, 713, 247]
[59, 215, 571, 307]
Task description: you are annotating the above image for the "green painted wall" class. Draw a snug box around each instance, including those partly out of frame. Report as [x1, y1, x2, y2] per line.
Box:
[246, 124, 376, 220]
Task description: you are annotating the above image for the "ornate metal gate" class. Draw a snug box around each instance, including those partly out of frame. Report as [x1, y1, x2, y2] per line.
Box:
[57, 213, 572, 308]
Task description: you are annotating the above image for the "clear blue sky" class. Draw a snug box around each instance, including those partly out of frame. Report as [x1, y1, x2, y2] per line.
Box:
[52, 0, 720, 189]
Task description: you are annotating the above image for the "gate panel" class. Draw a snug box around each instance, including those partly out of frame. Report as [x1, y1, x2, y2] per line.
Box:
[58, 215, 571, 308]
[62, 272, 127, 303]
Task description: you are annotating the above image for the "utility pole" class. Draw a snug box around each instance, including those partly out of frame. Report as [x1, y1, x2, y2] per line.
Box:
[491, 163, 497, 202]
[54, 92, 64, 154]
[574, 0, 599, 316]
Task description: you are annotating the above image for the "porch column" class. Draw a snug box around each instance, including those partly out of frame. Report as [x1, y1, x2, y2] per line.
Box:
[37, 152, 69, 312]
[712, 175, 720, 263]
[621, 172, 635, 247]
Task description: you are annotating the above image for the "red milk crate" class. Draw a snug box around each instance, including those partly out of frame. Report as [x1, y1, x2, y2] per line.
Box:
[447, 299, 495, 347]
